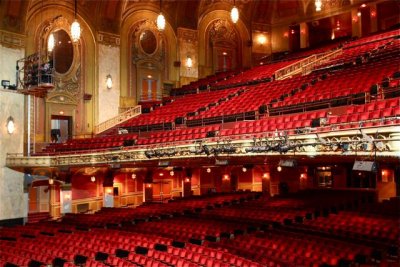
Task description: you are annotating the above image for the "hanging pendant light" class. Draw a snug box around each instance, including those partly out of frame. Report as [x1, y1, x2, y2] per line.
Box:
[231, 0, 239, 24]
[47, 32, 55, 52]
[315, 0, 322, 12]
[157, 0, 166, 31]
[71, 0, 81, 42]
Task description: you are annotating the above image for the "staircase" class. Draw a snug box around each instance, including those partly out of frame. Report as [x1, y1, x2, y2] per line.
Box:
[94, 105, 142, 134]
[274, 48, 343, 80]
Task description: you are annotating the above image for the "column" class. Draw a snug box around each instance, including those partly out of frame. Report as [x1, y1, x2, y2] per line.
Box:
[60, 183, 72, 215]
[351, 8, 362, 38]
[300, 22, 309, 49]
[369, 3, 378, 33]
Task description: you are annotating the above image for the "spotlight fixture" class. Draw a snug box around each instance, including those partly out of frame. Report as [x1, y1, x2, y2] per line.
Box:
[157, 0, 166, 31]
[231, 0, 239, 23]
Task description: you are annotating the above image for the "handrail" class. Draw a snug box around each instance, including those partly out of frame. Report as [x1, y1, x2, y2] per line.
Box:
[274, 48, 343, 80]
[301, 48, 343, 75]
[274, 55, 317, 80]
[94, 105, 142, 134]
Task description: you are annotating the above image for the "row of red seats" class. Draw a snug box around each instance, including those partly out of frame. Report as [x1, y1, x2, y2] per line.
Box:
[119, 87, 239, 128]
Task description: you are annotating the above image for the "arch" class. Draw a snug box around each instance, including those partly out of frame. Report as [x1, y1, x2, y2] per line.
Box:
[198, 10, 251, 78]
[120, 10, 178, 105]
[24, 2, 97, 141]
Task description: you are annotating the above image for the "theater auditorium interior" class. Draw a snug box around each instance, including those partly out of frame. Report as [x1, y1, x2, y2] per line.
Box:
[0, 0, 399, 266]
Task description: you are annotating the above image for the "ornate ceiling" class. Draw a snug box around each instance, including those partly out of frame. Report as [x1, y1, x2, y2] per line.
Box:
[0, 0, 370, 34]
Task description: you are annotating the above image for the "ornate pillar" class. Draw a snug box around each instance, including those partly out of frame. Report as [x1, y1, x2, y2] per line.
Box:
[351, 8, 362, 38]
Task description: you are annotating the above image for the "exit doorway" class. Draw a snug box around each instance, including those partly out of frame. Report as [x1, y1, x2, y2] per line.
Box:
[51, 115, 72, 143]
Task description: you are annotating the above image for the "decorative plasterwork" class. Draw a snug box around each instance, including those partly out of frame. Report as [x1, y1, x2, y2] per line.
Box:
[178, 28, 198, 78]
[6, 126, 400, 170]
[0, 30, 25, 48]
[97, 31, 120, 47]
[46, 92, 78, 105]
[209, 19, 237, 45]
[43, 16, 81, 99]
[131, 19, 165, 65]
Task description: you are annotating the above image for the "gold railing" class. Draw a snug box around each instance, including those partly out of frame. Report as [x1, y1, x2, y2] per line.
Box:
[274, 55, 317, 80]
[301, 48, 343, 75]
[274, 48, 343, 80]
[94, 105, 141, 134]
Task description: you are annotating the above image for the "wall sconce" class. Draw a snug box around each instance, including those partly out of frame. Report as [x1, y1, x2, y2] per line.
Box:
[223, 174, 230, 180]
[206, 167, 211, 173]
[49, 178, 54, 185]
[277, 166, 282, 172]
[91, 176, 96, 182]
[131, 173, 136, 179]
[242, 167, 247, 172]
[170, 170, 174, 176]
[106, 74, 113, 89]
[186, 56, 193, 68]
[7, 116, 15, 134]
[185, 178, 190, 183]
[262, 172, 269, 179]
[257, 34, 267, 45]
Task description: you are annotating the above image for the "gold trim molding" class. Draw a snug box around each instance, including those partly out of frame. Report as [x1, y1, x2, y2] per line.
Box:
[0, 30, 25, 48]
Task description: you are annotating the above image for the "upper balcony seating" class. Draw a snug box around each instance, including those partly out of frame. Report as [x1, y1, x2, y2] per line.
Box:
[118, 87, 239, 131]
[187, 74, 316, 126]
[211, 60, 298, 90]
[171, 71, 236, 96]
[36, 30, 400, 155]
[274, 50, 400, 109]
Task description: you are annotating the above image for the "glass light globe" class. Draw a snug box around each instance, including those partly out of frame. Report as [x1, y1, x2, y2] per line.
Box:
[157, 13, 166, 31]
[231, 6, 239, 23]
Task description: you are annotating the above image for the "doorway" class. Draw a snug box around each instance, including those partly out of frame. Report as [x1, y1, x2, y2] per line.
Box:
[51, 115, 72, 143]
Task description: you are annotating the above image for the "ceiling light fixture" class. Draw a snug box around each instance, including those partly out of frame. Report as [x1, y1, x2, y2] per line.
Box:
[231, 0, 239, 23]
[157, 0, 166, 31]
[315, 0, 322, 12]
[48, 33, 55, 52]
[71, 0, 81, 42]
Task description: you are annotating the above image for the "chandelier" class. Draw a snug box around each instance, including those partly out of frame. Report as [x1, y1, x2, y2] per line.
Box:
[231, 0, 239, 23]
[71, 0, 81, 42]
[157, 0, 166, 31]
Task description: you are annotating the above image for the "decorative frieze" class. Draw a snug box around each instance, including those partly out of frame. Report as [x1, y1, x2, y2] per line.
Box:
[0, 30, 25, 48]
[97, 31, 121, 47]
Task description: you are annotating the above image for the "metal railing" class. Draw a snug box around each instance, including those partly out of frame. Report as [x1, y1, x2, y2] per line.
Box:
[94, 105, 142, 134]
[274, 55, 317, 80]
[301, 49, 343, 75]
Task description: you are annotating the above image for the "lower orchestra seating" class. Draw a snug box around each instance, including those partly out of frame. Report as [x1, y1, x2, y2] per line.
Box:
[1, 191, 399, 267]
